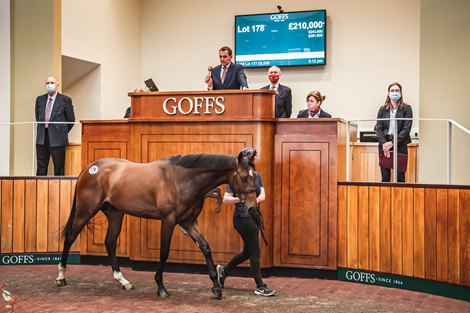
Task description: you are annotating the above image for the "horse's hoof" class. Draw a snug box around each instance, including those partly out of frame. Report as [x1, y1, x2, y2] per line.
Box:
[122, 283, 134, 290]
[55, 278, 67, 287]
[212, 287, 222, 299]
[157, 288, 169, 297]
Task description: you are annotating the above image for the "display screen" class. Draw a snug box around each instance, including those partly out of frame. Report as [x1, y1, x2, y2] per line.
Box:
[235, 10, 326, 68]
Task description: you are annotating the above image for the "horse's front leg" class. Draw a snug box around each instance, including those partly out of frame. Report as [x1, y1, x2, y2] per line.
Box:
[181, 220, 222, 299]
[155, 218, 176, 297]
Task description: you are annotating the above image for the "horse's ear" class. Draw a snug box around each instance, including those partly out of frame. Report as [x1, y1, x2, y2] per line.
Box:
[237, 151, 244, 165]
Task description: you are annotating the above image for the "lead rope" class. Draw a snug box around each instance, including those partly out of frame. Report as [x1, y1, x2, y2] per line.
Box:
[249, 206, 268, 245]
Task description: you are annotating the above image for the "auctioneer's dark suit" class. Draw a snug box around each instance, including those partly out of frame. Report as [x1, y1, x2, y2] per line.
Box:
[35, 93, 75, 176]
[210, 62, 248, 90]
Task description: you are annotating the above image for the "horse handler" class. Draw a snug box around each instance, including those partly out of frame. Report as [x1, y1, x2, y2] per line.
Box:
[216, 147, 277, 297]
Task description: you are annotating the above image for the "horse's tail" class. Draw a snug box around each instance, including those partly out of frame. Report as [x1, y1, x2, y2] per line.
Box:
[61, 182, 78, 239]
[61, 168, 86, 238]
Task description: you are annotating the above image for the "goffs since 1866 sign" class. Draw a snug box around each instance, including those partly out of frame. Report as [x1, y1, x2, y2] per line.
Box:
[0, 253, 80, 265]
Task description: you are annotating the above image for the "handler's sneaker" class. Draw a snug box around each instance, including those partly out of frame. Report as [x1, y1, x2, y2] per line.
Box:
[254, 285, 277, 297]
[216, 264, 226, 288]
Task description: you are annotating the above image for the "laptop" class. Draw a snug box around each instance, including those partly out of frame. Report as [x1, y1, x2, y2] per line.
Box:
[144, 78, 159, 92]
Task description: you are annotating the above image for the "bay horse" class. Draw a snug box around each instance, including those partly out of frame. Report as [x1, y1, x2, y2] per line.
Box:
[55, 152, 258, 299]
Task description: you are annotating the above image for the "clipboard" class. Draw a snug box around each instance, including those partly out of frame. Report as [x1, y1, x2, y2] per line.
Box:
[379, 151, 408, 172]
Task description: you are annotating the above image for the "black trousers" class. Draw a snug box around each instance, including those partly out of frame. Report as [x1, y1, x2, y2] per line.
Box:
[224, 216, 265, 288]
[381, 167, 406, 182]
[36, 129, 66, 176]
[380, 138, 408, 182]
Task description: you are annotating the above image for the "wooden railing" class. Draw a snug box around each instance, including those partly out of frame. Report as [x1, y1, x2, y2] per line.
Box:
[338, 182, 469, 286]
[0, 177, 79, 254]
[1, 177, 468, 289]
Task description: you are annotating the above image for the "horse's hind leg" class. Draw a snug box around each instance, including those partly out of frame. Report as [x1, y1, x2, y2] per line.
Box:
[181, 219, 222, 299]
[57, 194, 103, 286]
[155, 218, 176, 297]
[101, 203, 133, 290]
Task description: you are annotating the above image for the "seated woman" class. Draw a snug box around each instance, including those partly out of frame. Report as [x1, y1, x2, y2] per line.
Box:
[297, 91, 332, 118]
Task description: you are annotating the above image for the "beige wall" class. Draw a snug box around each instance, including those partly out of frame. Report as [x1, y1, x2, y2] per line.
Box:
[0, 0, 10, 175]
[61, 0, 142, 119]
[11, 0, 61, 175]
[142, 0, 420, 131]
[420, 0, 470, 184]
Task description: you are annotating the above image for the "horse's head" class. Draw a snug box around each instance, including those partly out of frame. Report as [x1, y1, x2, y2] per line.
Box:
[230, 150, 258, 210]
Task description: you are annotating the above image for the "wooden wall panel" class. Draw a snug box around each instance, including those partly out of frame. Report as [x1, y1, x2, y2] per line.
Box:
[275, 139, 334, 268]
[436, 189, 448, 282]
[36, 180, 49, 251]
[0, 178, 78, 255]
[337, 185, 347, 267]
[379, 187, 391, 273]
[447, 189, 460, 285]
[346, 185, 358, 268]
[368, 186, 380, 272]
[287, 149, 322, 256]
[338, 183, 469, 287]
[24, 180, 37, 252]
[1, 180, 13, 253]
[460, 190, 470, 286]
[13, 180, 25, 252]
[48, 180, 60, 252]
[391, 187, 403, 275]
[402, 187, 414, 276]
[424, 188, 437, 280]
[65, 143, 82, 176]
[413, 188, 425, 278]
[357, 186, 369, 269]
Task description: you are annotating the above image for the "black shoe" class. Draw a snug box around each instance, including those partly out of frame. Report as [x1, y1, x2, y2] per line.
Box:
[216, 264, 226, 288]
[254, 285, 277, 297]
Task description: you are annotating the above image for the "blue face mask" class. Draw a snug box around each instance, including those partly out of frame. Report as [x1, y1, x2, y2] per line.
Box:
[46, 83, 56, 93]
[389, 92, 401, 101]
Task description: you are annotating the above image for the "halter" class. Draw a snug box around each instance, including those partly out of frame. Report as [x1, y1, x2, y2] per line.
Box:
[231, 167, 257, 205]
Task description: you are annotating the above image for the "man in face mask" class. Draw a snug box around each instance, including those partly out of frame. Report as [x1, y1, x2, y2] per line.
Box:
[35, 76, 75, 176]
[261, 66, 292, 118]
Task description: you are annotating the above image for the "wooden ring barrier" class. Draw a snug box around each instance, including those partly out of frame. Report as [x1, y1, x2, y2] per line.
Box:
[1, 90, 468, 300]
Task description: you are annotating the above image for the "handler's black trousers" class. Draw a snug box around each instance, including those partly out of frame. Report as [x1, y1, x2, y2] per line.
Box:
[36, 129, 66, 176]
[224, 216, 265, 288]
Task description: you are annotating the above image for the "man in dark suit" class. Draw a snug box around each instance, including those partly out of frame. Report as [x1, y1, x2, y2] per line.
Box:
[260, 66, 292, 118]
[205, 46, 248, 90]
[35, 76, 75, 176]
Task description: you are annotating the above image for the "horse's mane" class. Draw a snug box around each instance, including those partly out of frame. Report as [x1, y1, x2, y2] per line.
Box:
[169, 154, 237, 170]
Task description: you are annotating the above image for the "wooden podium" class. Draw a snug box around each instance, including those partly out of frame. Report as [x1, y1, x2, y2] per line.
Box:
[80, 90, 354, 270]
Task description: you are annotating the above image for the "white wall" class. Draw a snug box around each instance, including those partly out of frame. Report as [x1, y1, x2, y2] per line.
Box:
[0, 0, 10, 175]
[142, 0, 420, 131]
[64, 66, 101, 143]
[420, 0, 470, 184]
[62, 0, 142, 119]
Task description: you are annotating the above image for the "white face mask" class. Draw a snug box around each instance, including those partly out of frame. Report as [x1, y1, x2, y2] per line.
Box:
[46, 83, 56, 93]
[389, 92, 401, 101]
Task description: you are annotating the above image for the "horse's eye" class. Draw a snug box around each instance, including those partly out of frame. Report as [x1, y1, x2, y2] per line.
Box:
[241, 176, 248, 182]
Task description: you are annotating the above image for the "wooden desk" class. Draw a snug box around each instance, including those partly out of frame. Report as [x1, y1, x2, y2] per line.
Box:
[351, 142, 419, 182]
[79, 90, 354, 270]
